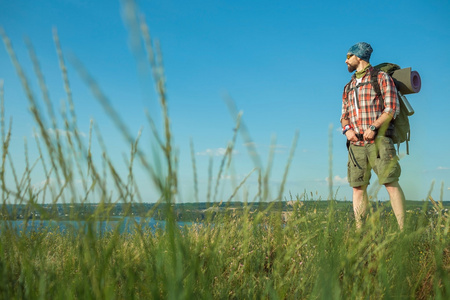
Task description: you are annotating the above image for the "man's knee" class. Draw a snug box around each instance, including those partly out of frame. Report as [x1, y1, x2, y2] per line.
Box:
[384, 180, 401, 190]
[352, 185, 367, 198]
[353, 185, 367, 192]
[384, 180, 398, 186]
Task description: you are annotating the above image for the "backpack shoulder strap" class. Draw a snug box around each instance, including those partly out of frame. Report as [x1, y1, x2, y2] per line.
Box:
[370, 68, 383, 102]
[344, 78, 353, 94]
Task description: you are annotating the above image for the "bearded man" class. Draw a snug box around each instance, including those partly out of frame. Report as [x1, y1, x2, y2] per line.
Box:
[341, 42, 406, 230]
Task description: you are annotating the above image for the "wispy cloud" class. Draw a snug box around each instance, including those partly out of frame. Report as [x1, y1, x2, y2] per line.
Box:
[196, 148, 238, 157]
[437, 166, 450, 170]
[219, 174, 244, 181]
[32, 178, 54, 190]
[326, 175, 348, 185]
[269, 144, 288, 154]
[243, 142, 289, 154]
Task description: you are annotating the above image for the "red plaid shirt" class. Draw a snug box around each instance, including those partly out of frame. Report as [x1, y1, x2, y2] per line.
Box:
[341, 67, 399, 146]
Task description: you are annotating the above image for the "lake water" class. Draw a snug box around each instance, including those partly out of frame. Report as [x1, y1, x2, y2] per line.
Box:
[1, 217, 193, 235]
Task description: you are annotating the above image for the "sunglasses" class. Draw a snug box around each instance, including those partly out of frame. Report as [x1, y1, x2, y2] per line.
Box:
[346, 54, 354, 59]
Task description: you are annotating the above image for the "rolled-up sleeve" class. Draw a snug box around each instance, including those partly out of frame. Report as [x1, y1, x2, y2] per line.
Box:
[379, 72, 400, 119]
[340, 88, 349, 122]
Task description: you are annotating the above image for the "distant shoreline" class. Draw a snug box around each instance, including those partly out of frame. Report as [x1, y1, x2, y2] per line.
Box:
[2, 200, 448, 222]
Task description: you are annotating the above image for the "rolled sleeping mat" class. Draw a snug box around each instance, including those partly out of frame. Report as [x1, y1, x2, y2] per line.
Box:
[391, 67, 421, 95]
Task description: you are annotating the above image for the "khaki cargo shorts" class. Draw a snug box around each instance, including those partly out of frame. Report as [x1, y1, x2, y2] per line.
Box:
[347, 136, 401, 187]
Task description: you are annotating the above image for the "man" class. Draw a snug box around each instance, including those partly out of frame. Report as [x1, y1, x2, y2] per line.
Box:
[340, 42, 406, 230]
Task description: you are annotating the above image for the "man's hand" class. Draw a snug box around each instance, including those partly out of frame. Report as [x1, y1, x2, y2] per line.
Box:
[345, 129, 358, 142]
[363, 128, 376, 141]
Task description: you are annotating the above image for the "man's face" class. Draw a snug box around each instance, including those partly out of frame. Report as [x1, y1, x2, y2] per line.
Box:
[346, 53, 358, 73]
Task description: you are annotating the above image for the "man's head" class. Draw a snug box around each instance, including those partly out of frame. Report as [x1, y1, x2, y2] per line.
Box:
[346, 42, 373, 73]
[348, 42, 373, 62]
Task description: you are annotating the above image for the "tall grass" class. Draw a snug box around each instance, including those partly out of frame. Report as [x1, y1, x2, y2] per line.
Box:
[1, 2, 449, 299]
[0, 201, 449, 298]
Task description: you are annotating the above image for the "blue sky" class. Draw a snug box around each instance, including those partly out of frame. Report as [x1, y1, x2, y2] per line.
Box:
[1, 0, 449, 202]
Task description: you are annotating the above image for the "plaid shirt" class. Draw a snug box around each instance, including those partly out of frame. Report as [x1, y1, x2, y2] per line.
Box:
[341, 67, 399, 146]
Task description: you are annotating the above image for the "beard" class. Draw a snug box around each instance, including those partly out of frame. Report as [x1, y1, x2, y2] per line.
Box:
[347, 64, 356, 73]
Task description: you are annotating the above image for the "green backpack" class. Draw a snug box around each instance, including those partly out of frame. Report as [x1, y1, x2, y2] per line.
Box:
[371, 63, 412, 154]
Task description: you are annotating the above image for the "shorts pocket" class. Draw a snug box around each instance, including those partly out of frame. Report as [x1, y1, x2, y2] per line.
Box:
[378, 137, 397, 161]
[375, 137, 401, 182]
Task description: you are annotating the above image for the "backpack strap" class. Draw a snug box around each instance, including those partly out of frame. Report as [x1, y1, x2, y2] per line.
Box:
[345, 69, 381, 114]
[346, 77, 378, 94]
[344, 78, 353, 99]
[370, 68, 383, 101]
[347, 69, 381, 97]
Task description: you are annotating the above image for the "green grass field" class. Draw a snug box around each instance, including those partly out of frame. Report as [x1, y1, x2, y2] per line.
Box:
[1, 202, 449, 299]
[1, 6, 449, 299]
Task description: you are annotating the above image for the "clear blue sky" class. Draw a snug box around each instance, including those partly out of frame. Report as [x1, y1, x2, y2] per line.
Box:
[1, 0, 449, 202]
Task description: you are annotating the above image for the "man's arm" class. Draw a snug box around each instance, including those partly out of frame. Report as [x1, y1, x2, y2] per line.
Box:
[371, 112, 393, 130]
[363, 112, 393, 141]
[341, 87, 358, 142]
[341, 118, 358, 142]
[363, 72, 397, 141]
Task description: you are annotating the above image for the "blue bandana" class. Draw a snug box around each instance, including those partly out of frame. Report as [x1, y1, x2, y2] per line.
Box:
[348, 42, 373, 62]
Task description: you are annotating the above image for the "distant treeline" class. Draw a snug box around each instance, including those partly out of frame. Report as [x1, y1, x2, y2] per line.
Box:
[1, 200, 448, 222]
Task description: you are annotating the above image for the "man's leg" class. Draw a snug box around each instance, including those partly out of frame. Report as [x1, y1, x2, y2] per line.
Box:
[385, 181, 406, 230]
[371, 137, 404, 230]
[353, 185, 369, 229]
[348, 144, 370, 229]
